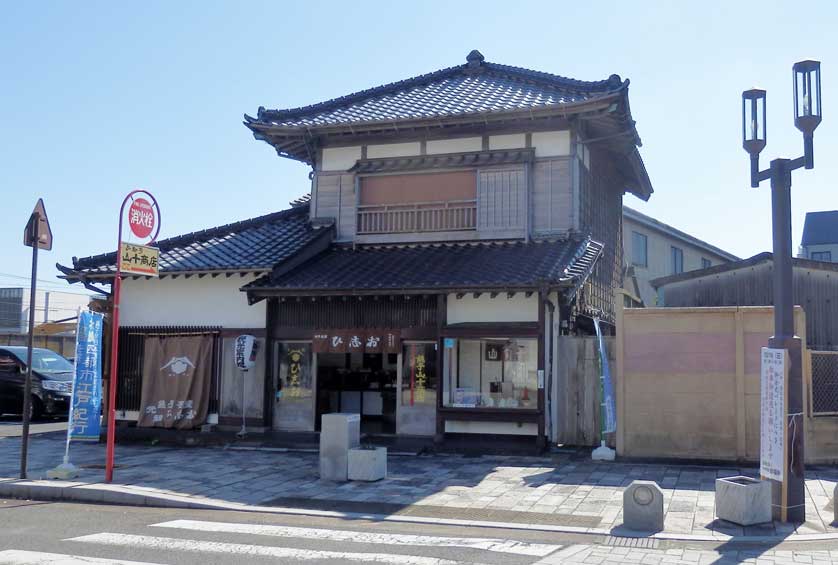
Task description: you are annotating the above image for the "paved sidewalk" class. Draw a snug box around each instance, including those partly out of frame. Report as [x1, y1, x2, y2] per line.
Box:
[1, 431, 835, 540]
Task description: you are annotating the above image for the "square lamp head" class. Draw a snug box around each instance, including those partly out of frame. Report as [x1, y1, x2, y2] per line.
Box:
[793, 60, 822, 134]
[742, 88, 767, 155]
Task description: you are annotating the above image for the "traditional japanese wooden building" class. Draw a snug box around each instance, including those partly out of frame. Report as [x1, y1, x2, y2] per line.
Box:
[61, 50, 653, 449]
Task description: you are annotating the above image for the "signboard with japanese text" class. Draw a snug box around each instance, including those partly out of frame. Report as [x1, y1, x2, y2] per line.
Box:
[760, 347, 787, 482]
[312, 329, 401, 354]
[128, 197, 156, 239]
[119, 242, 159, 277]
[69, 311, 104, 442]
[138, 335, 212, 429]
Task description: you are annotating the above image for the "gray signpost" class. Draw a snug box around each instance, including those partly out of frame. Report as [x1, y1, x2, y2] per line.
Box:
[20, 198, 53, 479]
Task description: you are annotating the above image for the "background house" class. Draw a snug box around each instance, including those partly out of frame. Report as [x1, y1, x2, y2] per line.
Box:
[622, 206, 739, 306]
[799, 210, 838, 262]
[0, 288, 93, 334]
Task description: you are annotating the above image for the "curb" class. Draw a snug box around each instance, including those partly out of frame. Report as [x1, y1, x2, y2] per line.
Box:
[1, 479, 836, 545]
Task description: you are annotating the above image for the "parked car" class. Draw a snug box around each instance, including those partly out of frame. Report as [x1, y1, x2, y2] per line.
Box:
[0, 347, 73, 420]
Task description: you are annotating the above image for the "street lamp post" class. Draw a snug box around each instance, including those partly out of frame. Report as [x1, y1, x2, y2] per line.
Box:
[742, 60, 822, 523]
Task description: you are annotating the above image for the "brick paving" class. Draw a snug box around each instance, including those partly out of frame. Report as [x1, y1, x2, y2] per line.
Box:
[1, 431, 835, 538]
[537, 545, 838, 564]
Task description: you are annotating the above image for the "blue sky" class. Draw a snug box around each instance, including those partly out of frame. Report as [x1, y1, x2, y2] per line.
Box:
[1, 0, 836, 295]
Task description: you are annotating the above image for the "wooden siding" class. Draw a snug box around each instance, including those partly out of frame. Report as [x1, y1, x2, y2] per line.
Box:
[532, 157, 573, 235]
[658, 261, 838, 351]
[578, 149, 623, 323]
[477, 167, 527, 238]
[272, 296, 438, 334]
[314, 172, 356, 241]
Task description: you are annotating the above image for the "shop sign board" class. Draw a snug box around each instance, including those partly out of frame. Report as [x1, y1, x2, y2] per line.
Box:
[760, 347, 787, 482]
[119, 242, 159, 277]
[313, 329, 401, 354]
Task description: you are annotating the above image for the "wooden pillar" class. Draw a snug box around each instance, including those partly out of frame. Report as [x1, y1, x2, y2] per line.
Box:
[536, 288, 547, 450]
[263, 298, 276, 429]
[434, 293, 446, 444]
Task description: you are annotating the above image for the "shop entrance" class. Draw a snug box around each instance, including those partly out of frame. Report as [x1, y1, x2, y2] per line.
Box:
[315, 352, 398, 434]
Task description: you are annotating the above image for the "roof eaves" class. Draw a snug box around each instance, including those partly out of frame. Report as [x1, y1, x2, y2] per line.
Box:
[73, 203, 309, 270]
[245, 93, 622, 136]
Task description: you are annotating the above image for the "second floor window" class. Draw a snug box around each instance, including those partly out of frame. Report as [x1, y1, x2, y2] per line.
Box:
[631, 231, 648, 268]
[671, 246, 684, 274]
[701, 258, 712, 269]
[811, 251, 832, 262]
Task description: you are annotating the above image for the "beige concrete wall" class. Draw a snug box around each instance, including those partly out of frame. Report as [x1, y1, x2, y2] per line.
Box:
[616, 305, 838, 464]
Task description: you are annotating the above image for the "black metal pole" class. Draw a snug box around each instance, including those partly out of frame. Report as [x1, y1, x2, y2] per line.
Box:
[767, 158, 805, 523]
[20, 214, 39, 479]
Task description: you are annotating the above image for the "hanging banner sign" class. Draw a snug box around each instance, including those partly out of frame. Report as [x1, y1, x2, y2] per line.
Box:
[593, 318, 617, 434]
[119, 242, 159, 277]
[69, 311, 104, 442]
[760, 347, 786, 482]
[313, 329, 401, 354]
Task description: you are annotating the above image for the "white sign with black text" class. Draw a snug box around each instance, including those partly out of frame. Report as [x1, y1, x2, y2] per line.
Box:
[760, 347, 786, 482]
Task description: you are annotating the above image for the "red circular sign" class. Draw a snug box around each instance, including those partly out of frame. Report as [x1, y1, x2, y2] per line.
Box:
[128, 198, 155, 239]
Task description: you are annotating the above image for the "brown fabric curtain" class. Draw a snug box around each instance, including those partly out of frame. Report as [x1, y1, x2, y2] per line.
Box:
[138, 335, 212, 429]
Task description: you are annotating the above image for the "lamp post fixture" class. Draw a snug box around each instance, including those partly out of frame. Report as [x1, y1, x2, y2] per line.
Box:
[742, 60, 822, 523]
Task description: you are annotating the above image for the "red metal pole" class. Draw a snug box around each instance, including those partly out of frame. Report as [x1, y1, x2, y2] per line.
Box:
[104, 268, 121, 483]
[105, 189, 160, 483]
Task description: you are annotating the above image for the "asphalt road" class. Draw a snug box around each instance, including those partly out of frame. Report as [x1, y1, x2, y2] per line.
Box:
[0, 499, 583, 564]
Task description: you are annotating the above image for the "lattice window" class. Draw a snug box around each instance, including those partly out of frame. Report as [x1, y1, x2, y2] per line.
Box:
[812, 351, 838, 415]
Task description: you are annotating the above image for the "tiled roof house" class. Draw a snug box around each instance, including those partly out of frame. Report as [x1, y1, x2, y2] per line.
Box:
[61, 50, 653, 449]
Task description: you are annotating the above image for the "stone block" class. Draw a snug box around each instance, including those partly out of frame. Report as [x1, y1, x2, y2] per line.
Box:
[623, 480, 664, 532]
[714, 476, 771, 526]
[348, 447, 387, 481]
[319, 413, 360, 482]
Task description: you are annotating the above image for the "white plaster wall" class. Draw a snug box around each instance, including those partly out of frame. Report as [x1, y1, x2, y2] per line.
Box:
[427, 137, 482, 154]
[446, 294, 538, 324]
[367, 142, 421, 158]
[445, 421, 537, 435]
[321, 146, 362, 171]
[532, 131, 571, 157]
[119, 275, 265, 328]
[489, 134, 526, 150]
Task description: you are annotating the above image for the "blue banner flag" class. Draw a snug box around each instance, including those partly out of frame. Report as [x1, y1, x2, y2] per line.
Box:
[593, 318, 617, 434]
[69, 311, 104, 442]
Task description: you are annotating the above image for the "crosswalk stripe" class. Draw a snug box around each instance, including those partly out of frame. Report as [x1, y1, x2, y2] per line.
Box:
[67, 533, 466, 565]
[151, 519, 561, 557]
[0, 549, 165, 565]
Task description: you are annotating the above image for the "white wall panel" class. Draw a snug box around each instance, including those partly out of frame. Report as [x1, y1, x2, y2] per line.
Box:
[120, 275, 265, 328]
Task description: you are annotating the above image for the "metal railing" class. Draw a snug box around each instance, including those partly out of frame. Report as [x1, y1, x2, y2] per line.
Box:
[357, 199, 477, 234]
[811, 350, 838, 416]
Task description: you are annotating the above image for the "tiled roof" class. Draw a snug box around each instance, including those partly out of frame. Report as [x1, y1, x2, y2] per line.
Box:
[246, 237, 602, 295]
[801, 210, 838, 246]
[248, 52, 624, 128]
[65, 202, 330, 277]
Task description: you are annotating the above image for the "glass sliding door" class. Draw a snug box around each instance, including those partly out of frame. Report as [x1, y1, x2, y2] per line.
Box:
[272, 341, 315, 431]
[397, 342, 437, 436]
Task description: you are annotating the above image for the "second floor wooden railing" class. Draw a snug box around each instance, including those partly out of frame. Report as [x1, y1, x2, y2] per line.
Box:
[357, 199, 477, 235]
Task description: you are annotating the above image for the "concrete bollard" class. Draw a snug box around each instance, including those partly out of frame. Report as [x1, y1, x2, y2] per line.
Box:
[319, 413, 360, 482]
[623, 480, 664, 532]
